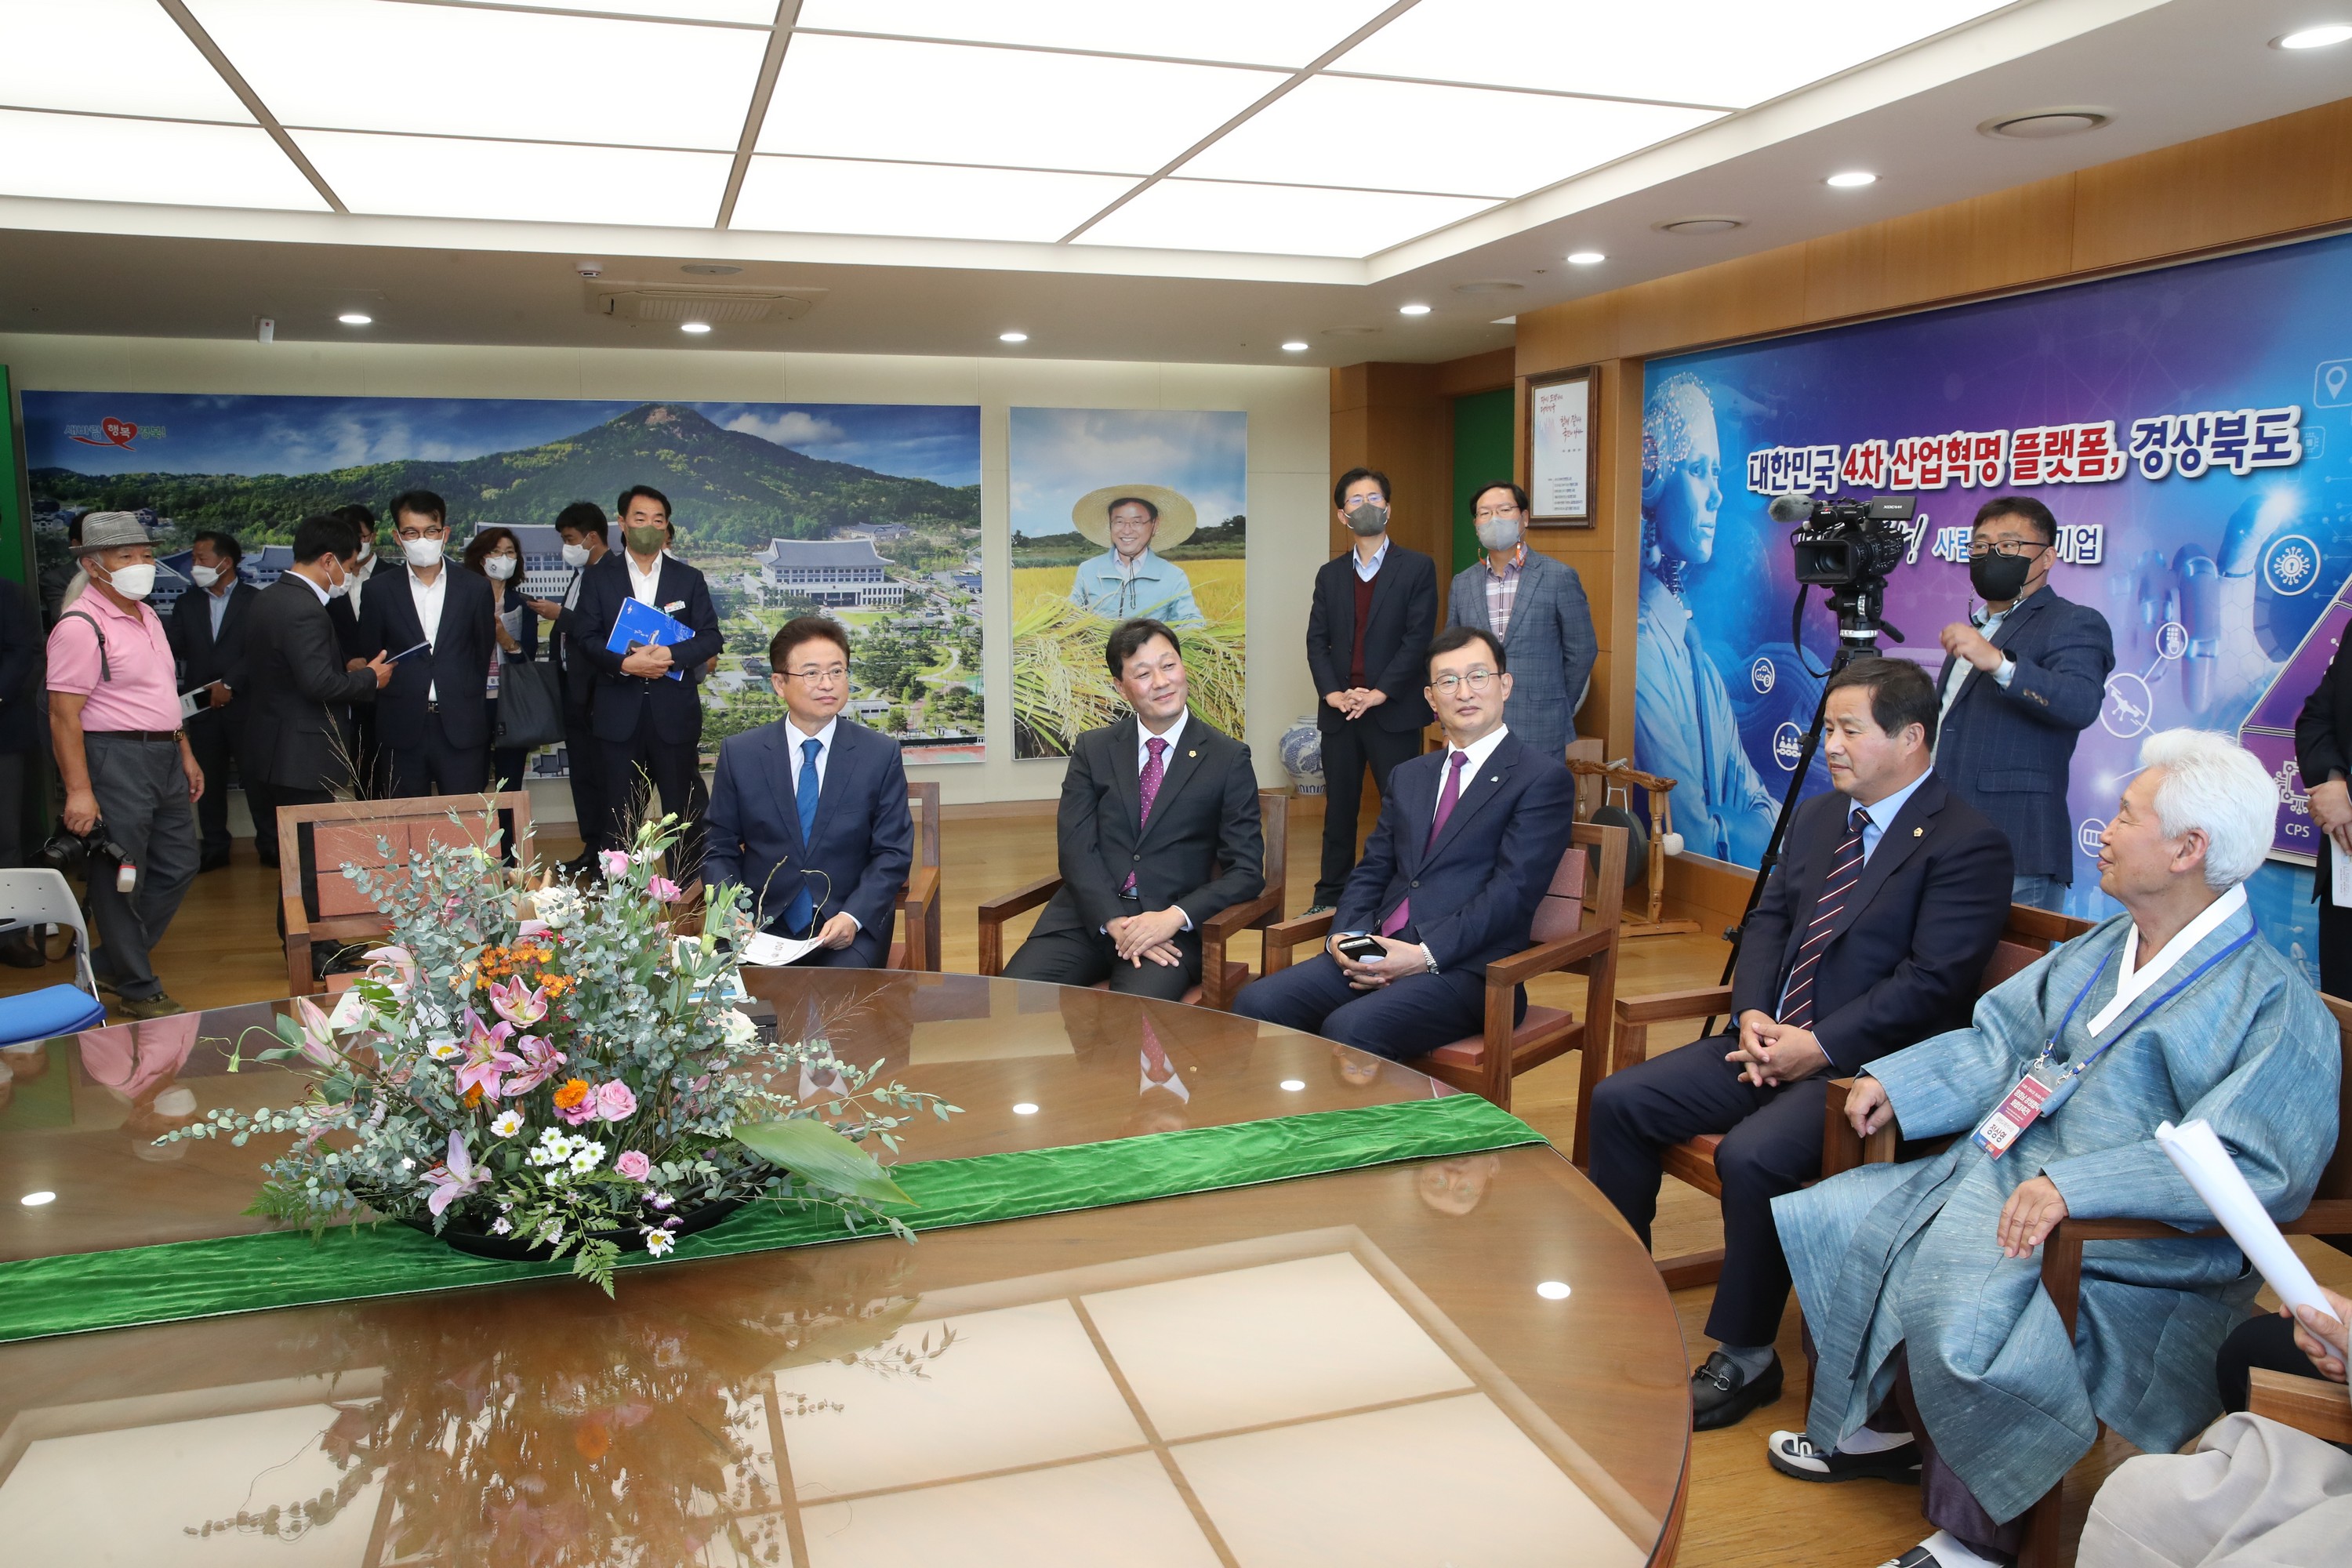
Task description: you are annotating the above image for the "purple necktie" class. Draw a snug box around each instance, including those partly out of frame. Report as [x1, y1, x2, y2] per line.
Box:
[1123, 735, 1168, 895]
[1382, 750, 1469, 936]
[1780, 806, 1870, 1030]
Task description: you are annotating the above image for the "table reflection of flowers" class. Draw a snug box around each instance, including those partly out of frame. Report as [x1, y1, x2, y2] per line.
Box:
[165, 812, 957, 1290]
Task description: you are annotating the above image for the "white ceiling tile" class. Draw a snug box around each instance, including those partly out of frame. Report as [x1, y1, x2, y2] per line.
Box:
[1334, 0, 2012, 108]
[185, 0, 768, 150]
[438, 0, 779, 19]
[292, 130, 732, 226]
[0, 0, 253, 122]
[0, 109, 325, 210]
[759, 34, 1281, 173]
[794, 0, 1393, 67]
[734, 157, 1139, 241]
[1076, 178, 1495, 257]
[1180, 74, 1721, 198]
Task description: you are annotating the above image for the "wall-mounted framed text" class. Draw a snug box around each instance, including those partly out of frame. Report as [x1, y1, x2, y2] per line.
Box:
[1528, 369, 1595, 525]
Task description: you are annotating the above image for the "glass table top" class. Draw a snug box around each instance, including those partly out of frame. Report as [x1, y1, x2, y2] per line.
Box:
[0, 971, 1691, 1566]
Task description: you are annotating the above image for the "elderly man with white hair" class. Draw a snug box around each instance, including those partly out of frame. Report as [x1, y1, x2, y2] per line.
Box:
[1765, 729, 2341, 1568]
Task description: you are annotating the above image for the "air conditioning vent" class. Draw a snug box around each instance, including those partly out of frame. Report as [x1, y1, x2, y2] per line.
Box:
[590, 288, 820, 324]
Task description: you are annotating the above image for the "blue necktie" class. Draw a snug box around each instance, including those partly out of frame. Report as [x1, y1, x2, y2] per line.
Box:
[784, 736, 822, 935]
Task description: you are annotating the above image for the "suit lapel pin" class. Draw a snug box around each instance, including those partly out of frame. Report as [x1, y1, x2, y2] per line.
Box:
[1188, 750, 1196, 758]
[1913, 826, 1924, 837]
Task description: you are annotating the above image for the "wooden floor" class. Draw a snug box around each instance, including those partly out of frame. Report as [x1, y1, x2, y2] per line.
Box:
[10, 800, 2349, 1568]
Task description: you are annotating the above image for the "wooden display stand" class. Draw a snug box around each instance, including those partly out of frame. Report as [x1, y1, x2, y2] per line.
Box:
[1566, 754, 1700, 939]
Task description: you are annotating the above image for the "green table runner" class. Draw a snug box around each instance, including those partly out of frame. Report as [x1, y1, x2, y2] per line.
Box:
[0, 1094, 1544, 1343]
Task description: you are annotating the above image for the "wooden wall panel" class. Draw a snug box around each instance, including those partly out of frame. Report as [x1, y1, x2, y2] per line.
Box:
[2072, 97, 2352, 273]
[1615, 243, 1808, 361]
[1514, 293, 1619, 381]
[1802, 173, 2076, 325]
[1432, 347, 1515, 398]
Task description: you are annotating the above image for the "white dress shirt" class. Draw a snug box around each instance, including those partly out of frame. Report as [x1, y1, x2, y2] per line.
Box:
[2086, 882, 2249, 1038]
[1938, 604, 2018, 726]
[409, 565, 448, 701]
[1125, 709, 1193, 931]
[206, 582, 232, 638]
[1852, 768, 1930, 865]
[1352, 537, 1390, 583]
[784, 713, 840, 797]
[1431, 722, 1511, 822]
[627, 551, 666, 607]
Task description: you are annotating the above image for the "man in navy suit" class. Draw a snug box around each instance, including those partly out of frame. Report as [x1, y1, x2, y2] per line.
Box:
[572, 485, 723, 874]
[1588, 656, 2013, 1432]
[355, 489, 499, 800]
[704, 618, 912, 968]
[165, 530, 260, 869]
[524, 501, 613, 873]
[1237, 625, 1576, 1056]
[1933, 495, 2114, 913]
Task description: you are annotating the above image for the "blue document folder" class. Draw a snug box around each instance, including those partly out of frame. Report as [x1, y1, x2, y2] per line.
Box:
[605, 596, 692, 681]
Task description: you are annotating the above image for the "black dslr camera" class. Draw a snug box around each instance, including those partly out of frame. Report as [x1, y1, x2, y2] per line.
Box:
[1777, 493, 1917, 592]
[43, 824, 132, 885]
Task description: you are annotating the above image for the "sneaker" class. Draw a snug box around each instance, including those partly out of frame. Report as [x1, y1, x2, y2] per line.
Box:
[1766, 1427, 1922, 1483]
[1691, 1350, 1782, 1430]
[113, 992, 187, 1021]
[1872, 1530, 2013, 1567]
[1303, 904, 1336, 917]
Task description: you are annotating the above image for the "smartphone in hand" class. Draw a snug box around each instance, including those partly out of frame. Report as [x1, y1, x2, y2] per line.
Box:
[1334, 931, 1386, 963]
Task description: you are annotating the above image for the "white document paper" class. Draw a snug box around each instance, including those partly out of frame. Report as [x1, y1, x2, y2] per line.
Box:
[739, 931, 822, 968]
[2154, 1118, 2332, 1316]
[2334, 844, 2352, 908]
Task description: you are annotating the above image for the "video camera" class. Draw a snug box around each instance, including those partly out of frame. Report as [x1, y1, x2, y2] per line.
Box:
[1770, 492, 1917, 593]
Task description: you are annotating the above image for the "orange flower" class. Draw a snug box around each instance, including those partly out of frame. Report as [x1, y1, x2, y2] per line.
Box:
[553, 1078, 590, 1110]
[462, 1084, 484, 1109]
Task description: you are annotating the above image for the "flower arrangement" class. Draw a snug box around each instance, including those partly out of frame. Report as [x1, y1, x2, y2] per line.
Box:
[170, 813, 956, 1290]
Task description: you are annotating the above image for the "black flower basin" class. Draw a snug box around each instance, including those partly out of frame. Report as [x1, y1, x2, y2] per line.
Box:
[399, 1198, 748, 1262]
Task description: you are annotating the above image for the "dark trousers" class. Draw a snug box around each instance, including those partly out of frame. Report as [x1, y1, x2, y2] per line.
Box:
[82, 733, 199, 1001]
[1002, 925, 1201, 1002]
[1586, 1036, 1827, 1348]
[2319, 842, 2352, 998]
[1313, 719, 1422, 905]
[387, 720, 488, 801]
[184, 710, 235, 856]
[0, 750, 24, 869]
[1233, 951, 1506, 1060]
[2216, 1312, 2330, 1415]
[562, 708, 608, 855]
[601, 729, 705, 880]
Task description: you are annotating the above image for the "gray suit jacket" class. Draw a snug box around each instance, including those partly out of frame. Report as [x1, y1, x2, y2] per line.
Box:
[1446, 550, 1596, 763]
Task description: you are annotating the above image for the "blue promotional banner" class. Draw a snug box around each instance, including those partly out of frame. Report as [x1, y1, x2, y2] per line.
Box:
[1636, 229, 2352, 970]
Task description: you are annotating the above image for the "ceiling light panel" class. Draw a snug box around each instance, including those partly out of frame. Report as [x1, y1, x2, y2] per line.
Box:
[760, 34, 1281, 173]
[794, 0, 1395, 67]
[1333, 0, 2009, 108]
[292, 130, 731, 227]
[0, 108, 326, 210]
[0, 0, 255, 122]
[184, 0, 768, 150]
[1180, 76, 1719, 198]
[735, 157, 1140, 241]
[1076, 179, 1496, 257]
[437, 0, 779, 18]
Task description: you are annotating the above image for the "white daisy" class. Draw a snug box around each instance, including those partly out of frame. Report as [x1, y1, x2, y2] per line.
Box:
[490, 1109, 524, 1138]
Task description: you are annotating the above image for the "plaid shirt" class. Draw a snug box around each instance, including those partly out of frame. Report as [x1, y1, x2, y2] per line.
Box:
[1482, 543, 1528, 642]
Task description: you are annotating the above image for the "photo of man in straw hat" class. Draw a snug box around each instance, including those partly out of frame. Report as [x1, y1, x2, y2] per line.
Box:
[1066, 485, 1204, 626]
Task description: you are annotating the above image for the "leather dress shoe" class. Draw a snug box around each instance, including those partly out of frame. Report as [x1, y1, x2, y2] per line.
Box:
[1766, 1427, 1923, 1483]
[199, 848, 231, 873]
[1690, 1350, 1782, 1431]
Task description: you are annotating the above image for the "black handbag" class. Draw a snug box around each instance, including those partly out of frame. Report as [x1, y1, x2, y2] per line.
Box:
[492, 659, 565, 752]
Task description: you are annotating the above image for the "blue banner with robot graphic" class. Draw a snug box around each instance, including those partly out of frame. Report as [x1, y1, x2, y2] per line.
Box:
[1636, 227, 2352, 977]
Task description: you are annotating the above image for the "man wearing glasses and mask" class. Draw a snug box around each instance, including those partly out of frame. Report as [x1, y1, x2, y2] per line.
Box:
[1444, 480, 1596, 764]
[1933, 496, 2114, 914]
[703, 618, 911, 968]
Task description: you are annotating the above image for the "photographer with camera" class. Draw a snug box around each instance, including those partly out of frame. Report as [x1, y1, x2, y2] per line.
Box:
[1933, 496, 2114, 913]
[45, 513, 205, 1019]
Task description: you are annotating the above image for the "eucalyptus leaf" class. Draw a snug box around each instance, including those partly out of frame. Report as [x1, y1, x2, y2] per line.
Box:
[733, 1118, 913, 1207]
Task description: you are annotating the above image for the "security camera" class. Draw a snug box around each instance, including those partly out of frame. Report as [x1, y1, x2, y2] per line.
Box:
[576, 261, 604, 279]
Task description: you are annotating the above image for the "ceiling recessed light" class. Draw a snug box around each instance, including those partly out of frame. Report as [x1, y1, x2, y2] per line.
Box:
[679, 321, 713, 334]
[337, 312, 372, 325]
[1565, 251, 1606, 266]
[1011, 1102, 1039, 1115]
[1398, 303, 1432, 316]
[2277, 24, 2352, 49]
[999, 331, 1029, 343]
[1536, 1279, 1571, 1300]
[1279, 1078, 1305, 1091]
[1656, 216, 1744, 235]
[681, 263, 742, 275]
[1826, 170, 1878, 188]
[1279, 341, 1308, 352]
[20, 1191, 55, 1207]
[1980, 110, 2110, 140]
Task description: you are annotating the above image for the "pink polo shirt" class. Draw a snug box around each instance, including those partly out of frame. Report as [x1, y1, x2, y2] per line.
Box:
[46, 587, 183, 733]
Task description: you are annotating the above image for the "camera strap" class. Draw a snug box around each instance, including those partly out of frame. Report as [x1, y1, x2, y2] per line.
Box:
[1789, 586, 1828, 678]
[60, 611, 112, 683]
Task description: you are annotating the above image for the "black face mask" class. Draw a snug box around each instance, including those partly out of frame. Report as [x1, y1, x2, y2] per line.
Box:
[1969, 549, 2034, 603]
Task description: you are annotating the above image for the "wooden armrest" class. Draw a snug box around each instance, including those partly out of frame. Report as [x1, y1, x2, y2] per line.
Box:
[1261, 910, 1333, 975]
[1820, 1078, 1899, 1178]
[2283, 1199, 2352, 1236]
[1483, 926, 1613, 990]
[898, 864, 939, 913]
[976, 873, 1062, 924]
[283, 895, 313, 939]
[2042, 1216, 2227, 1330]
[2248, 1368, 2352, 1444]
[1613, 985, 1735, 1027]
[1201, 888, 1281, 942]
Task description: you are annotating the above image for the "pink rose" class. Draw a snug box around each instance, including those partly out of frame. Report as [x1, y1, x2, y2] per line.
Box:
[648, 875, 681, 903]
[615, 1149, 652, 1181]
[594, 1080, 638, 1121]
[598, 849, 630, 879]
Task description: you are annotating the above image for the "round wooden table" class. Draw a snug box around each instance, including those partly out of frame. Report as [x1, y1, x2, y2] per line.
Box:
[0, 971, 1692, 1566]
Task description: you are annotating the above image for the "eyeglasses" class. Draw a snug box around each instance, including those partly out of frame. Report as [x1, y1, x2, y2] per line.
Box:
[1430, 668, 1498, 695]
[1967, 539, 2048, 559]
[1472, 506, 1522, 521]
[785, 664, 849, 686]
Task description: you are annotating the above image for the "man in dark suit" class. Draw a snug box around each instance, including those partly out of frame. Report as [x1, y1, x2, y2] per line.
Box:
[1002, 617, 1265, 1000]
[1933, 495, 2114, 913]
[0, 577, 42, 964]
[1588, 656, 2013, 1432]
[1306, 466, 1439, 911]
[572, 485, 722, 875]
[165, 530, 260, 870]
[524, 501, 612, 873]
[705, 618, 912, 969]
[239, 516, 394, 820]
[1238, 625, 1576, 1054]
[355, 489, 498, 800]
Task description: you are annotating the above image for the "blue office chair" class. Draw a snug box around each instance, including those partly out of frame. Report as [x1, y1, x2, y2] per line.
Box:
[0, 869, 107, 1047]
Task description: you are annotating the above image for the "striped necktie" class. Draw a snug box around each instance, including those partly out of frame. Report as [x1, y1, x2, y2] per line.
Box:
[1780, 806, 1870, 1032]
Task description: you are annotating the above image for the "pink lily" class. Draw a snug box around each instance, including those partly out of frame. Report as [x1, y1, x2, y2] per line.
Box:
[423, 1131, 490, 1217]
[504, 1033, 567, 1096]
[488, 976, 549, 1029]
[363, 945, 420, 995]
[290, 994, 342, 1068]
[454, 1011, 522, 1102]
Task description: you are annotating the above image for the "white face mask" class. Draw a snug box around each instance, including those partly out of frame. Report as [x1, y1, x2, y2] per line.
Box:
[190, 564, 223, 590]
[353, 546, 376, 579]
[325, 565, 352, 600]
[484, 555, 517, 581]
[561, 543, 590, 569]
[402, 537, 445, 569]
[1475, 516, 1523, 552]
[104, 562, 157, 601]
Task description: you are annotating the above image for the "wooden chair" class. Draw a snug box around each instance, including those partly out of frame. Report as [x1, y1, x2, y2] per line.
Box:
[975, 789, 1287, 1011]
[1258, 821, 1628, 1141]
[888, 782, 943, 971]
[281, 794, 533, 996]
[1612, 903, 2094, 1290]
[2005, 991, 2352, 1567]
